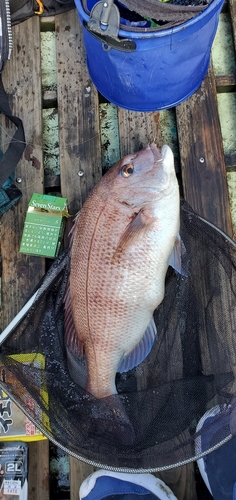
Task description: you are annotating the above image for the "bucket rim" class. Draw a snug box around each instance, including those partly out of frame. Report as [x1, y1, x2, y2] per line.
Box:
[77, 0, 224, 38]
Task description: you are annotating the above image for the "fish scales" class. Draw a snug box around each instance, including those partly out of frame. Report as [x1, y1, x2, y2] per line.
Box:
[66, 143, 180, 400]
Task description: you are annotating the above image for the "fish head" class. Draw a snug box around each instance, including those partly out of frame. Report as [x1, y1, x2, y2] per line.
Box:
[99, 143, 178, 209]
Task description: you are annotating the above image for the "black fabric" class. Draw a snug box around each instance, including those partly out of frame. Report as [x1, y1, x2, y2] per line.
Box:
[0, 201, 235, 471]
[83, 0, 213, 30]
[120, 0, 209, 23]
[9, 0, 76, 25]
[0, 76, 25, 188]
[0, 2, 25, 214]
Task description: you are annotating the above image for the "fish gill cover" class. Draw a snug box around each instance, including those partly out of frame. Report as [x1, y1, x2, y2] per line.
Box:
[0, 148, 235, 470]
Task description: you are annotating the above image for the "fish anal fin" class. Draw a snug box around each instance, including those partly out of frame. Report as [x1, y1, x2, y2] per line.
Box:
[118, 317, 157, 373]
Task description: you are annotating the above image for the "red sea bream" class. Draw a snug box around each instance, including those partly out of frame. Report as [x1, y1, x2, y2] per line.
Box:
[65, 143, 181, 399]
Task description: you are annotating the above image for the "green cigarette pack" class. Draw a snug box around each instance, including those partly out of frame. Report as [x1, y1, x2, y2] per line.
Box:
[20, 193, 69, 258]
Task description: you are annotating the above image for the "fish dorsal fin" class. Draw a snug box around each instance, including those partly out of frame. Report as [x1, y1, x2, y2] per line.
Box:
[118, 317, 157, 373]
[113, 209, 155, 261]
[64, 211, 85, 356]
[168, 234, 187, 276]
[68, 210, 81, 247]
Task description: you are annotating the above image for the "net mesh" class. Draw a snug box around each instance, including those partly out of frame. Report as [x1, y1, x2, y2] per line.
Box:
[0, 200, 236, 471]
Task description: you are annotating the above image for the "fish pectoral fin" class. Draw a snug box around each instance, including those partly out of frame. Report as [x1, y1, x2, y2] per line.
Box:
[118, 317, 157, 373]
[168, 234, 188, 276]
[112, 210, 155, 261]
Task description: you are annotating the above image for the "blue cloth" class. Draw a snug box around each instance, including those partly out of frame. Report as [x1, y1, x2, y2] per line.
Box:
[200, 412, 236, 499]
[82, 476, 162, 500]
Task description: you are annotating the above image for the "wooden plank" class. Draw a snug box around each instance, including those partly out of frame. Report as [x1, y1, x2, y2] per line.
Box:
[176, 61, 233, 237]
[28, 441, 50, 500]
[215, 73, 236, 91]
[0, 16, 45, 327]
[69, 458, 96, 500]
[117, 110, 163, 157]
[176, 60, 234, 495]
[55, 8, 102, 497]
[225, 153, 236, 169]
[157, 459, 197, 500]
[0, 16, 49, 500]
[117, 109, 197, 500]
[55, 9, 102, 217]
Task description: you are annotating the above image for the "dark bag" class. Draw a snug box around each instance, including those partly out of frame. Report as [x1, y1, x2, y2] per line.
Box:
[0, 1, 76, 216]
[0, 1, 25, 216]
[10, 0, 75, 26]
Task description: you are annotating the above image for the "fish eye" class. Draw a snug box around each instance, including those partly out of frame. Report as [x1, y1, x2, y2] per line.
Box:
[121, 163, 134, 178]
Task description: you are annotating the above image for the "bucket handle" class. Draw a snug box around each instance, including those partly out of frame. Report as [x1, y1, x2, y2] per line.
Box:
[84, 0, 136, 52]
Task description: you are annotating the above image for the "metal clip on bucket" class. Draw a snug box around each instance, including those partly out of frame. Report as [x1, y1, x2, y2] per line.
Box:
[85, 0, 136, 51]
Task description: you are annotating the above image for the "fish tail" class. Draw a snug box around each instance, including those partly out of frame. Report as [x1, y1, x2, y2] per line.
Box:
[88, 394, 135, 446]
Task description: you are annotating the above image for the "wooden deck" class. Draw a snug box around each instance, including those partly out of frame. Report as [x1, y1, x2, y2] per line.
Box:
[0, 1, 236, 498]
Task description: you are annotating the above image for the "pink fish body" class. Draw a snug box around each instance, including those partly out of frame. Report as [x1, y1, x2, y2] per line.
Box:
[65, 144, 180, 399]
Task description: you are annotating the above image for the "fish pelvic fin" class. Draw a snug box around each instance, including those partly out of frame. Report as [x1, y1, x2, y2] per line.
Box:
[168, 234, 188, 276]
[118, 317, 157, 373]
[64, 285, 84, 357]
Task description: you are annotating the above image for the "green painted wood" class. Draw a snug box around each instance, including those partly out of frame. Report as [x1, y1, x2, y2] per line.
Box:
[99, 103, 120, 170]
[42, 108, 60, 176]
[41, 30, 57, 93]
[211, 12, 236, 76]
[229, 0, 236, 51]
[227, 171, 236, 238]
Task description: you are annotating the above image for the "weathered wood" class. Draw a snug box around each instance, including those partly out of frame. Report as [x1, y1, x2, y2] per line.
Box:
[28, 441, 50, 500]
[157, 458, 197, 500]
[225, 153, 236, 169]
[176, 61, 233, 237]
[215, 73, 236, 91]
[69, 457, 96, 500]
[0, 16, 49, 500]
[55, 9, 102, 217]
[44, 173, 61, 188]
[0, 17, 45, 327]
[55, 9, 102, 496]
[117, 108, 197, 500]
[0, 2, 235, 498]
[117, 110, 163, 157]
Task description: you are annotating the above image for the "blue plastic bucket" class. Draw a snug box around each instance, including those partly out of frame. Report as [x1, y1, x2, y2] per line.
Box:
[75, 0, 224, 111]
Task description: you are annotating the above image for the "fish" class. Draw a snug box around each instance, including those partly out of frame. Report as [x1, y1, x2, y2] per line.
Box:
[64, 143, 181, 401]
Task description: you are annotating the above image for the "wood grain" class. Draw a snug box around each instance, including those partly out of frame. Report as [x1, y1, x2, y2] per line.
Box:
[69, 458, 97, 500]
[55, 9, 102, 496]
[176, 61, 233, 238]
[55, 9, 102, 218]
[0, 17, 45, 328]
[0, 16, 49, 500]
[28, 441, 50, 500]
[118, 109, 162, 157]
[117, 108, 197, 500]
